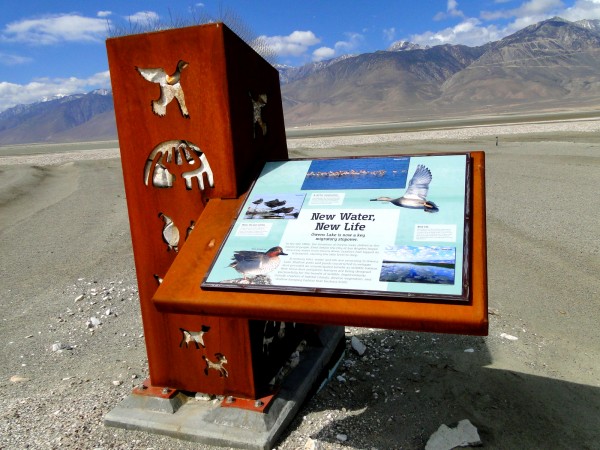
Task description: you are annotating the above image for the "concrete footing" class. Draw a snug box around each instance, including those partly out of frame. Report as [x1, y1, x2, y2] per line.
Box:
[105, 326, 344, 449]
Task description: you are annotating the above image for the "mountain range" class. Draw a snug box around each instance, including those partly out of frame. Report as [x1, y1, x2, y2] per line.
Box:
[1, 17, 600, 144]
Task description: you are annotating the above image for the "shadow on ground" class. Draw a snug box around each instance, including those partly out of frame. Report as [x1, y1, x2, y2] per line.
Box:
[277, 329, 600, 449]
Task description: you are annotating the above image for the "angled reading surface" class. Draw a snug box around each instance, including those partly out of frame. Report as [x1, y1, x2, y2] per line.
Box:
[154, 152, 488, 336]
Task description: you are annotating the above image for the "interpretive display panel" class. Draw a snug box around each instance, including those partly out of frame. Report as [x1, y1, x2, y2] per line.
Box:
[202, 153, 471, 302]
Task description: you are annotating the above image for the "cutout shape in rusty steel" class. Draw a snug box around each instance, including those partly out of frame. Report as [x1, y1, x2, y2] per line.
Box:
[202, 353, 229, 378]
[159, 212, 180, 252]
[136, 60, 190, 117]
[179, 325, 211, 349]
[249, 92, 267, 137]
[144, 140, 214, 190]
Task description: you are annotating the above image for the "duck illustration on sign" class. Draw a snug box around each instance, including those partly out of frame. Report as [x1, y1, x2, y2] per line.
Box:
[228, 246, 287, 283]
[136, 60, 190, 117]
[370, 164, 439, 212]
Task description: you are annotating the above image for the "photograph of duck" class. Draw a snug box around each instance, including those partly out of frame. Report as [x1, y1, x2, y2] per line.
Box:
[227, 246, 288, 284]
[244, 194, 305, 219]
[370, 164, 439, 213]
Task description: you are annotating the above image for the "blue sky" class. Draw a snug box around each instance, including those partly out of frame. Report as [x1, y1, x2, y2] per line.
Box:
[1, 0, 599, 112]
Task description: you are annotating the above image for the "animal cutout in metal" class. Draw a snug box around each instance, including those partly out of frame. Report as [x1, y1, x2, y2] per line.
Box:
[159, 213, 179, 252]
[179, 325, 211, 349]
[136, 60, 190, 117]
[269, 340, 307, 388]
[249, 92, 267, 138]
[262, 321, 287, 355]
[144, 140, 214, 190]
[203, 353, 229, 378]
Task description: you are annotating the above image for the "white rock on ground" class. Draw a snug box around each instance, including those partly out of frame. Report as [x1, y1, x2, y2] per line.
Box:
[351, 336, 366, 355]
[425, 419, 481, 450]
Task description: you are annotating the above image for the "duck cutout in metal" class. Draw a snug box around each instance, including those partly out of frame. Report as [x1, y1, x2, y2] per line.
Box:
[136, 60, 190, 117]
[370, 164, 439, 213]
[249, 92, 267, 137]
[144, 140, 214, 191]
[159, 213, 180, 252]
[229, 246, 287, 281]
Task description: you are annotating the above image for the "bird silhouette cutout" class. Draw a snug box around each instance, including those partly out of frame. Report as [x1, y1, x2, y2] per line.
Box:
[229, 246, 287, 280]
[250, 93, 268, 137]
[159, 213, 180, 252]
[371, 164, 439, 212]
[136, 60, 190, 117]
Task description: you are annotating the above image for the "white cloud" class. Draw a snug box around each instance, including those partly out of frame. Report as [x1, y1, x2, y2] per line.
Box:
[562, 0, 600, 20]
[0, 71, 110, 113]
[260, 30, 320, 57]
[312, 46, 336, 61]
[97, 11, 112, 18]
[383, 27, 396, 42]
[434, 0, 466, 20]
[0, 52, 32, 66]
[411, 18, 502, 46]
[125, 11, 160, 26]
[410, 0, 600, 47]
[312, 32, 363, 61]
[2, 14, 108, 45]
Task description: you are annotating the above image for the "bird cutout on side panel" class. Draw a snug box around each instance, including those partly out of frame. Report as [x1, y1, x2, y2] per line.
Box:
[370, 164, 439, 212]
[144, 140, 214, 191]
[202, 353, 228, 377]
[136, 60, 190, 117]
[228, 246, 287, 284]
[249, 92, 267, 137]
[179, 325, 211, 349]
[159, 213, 179, 252]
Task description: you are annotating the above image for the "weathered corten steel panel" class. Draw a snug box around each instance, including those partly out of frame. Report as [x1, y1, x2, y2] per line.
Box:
[154, 152, 488, 336]
[106, 23, 288, 397]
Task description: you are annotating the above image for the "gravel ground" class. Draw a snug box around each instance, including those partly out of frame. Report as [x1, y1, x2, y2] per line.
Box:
[1, 119, 599, 449]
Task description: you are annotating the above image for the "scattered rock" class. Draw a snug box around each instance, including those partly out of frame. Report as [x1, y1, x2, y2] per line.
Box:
[336, 433, 348, 442]
[86, 317, 101, 328]
[195, 392, 214, 401]
[74, 294, 84, 302]
[464, 348, 475, 353]
[112, 380, 122, 386]
[304, 438, 321, 450]
[425, 419, 481, 450]
[500, 333, 518, 341]
[351, 336, 367, 356]
[10, 375, 29, 383]
[51, 343, 72, 352]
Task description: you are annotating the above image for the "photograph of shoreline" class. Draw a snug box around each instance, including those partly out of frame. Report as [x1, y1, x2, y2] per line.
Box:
[379, 245, 456, 285]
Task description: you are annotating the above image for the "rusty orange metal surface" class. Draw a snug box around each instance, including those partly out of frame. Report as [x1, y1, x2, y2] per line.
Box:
[106, 23, 291, 398]
[154, 152, 488, 336]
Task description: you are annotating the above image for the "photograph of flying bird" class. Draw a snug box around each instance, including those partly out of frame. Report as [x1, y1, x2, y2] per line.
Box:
[370, 164, 439, 212]
[136, 60, 190, 117]
[229, 246, 287, 280]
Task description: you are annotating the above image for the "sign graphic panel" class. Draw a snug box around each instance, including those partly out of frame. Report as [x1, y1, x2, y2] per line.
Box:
[203, 154, 470, 302]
